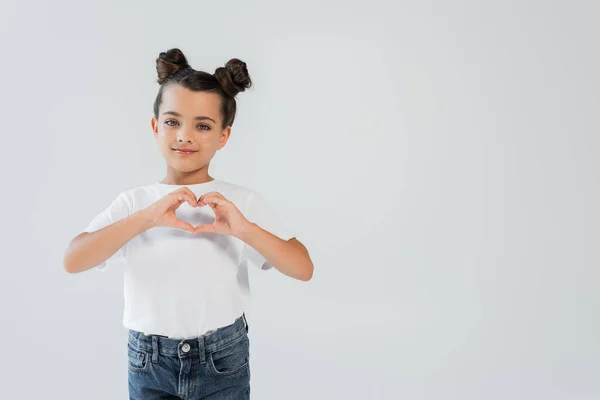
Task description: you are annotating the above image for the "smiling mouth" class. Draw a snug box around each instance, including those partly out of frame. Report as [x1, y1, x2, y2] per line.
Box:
[173, 149, 198, 155]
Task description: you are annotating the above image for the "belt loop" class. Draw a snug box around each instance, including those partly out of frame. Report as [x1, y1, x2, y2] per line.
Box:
[242, 313, 249, 333]
[151, 336, 159, 363]
[134, 331, 141, 350]
[198, 336, 206, 364]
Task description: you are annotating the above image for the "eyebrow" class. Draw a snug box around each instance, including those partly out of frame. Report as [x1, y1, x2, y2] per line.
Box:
[162, 111, 216, 124]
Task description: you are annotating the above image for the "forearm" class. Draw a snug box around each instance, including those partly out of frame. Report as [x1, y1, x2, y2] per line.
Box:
[63, 210, 153, 274]
[237, 223, 313, 281]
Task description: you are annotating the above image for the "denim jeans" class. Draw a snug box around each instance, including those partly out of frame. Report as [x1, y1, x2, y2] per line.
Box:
[127, 314, 250, 399]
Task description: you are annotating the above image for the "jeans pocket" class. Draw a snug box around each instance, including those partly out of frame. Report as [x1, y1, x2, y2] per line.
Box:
[208, 334, 249, 376]
[127, 342, 149, 373]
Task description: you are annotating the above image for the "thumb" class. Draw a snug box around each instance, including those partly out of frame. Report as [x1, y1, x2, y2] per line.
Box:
[193, 224, 215, 234]
[173, 219, 195, 233]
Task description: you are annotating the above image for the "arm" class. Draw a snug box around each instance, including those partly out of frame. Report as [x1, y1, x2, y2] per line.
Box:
[64, 187, 198, 274]
[238, 224, 314, 281]
[63, 210, 152, 274]
[194, 192, 314, 281]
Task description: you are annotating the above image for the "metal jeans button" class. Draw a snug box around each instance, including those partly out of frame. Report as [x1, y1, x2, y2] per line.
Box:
[181, 343, 191, 353]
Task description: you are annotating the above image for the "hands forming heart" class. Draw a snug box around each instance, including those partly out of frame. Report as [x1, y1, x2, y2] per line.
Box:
[143, 187, 251, 238]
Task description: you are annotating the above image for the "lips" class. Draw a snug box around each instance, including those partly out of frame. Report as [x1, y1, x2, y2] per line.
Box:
[173, 148, 198, 155]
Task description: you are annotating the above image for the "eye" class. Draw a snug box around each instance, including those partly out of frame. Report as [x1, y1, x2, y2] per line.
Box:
[164, 120, 210, 131]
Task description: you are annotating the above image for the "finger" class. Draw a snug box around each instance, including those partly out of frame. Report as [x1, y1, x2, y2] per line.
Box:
[197, 192, 211, 204]
[198, 192, 225, 204]
[173, 219, 195, 233]
[199, 195, 225, 207]
[185, 194, 198, 207]
[194, 224, 216, 234]
[182, 188, 198, 206]
[172, 191, 197, 208]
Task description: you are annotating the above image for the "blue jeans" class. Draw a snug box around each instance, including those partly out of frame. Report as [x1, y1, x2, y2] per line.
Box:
[127, 314, 250, 399]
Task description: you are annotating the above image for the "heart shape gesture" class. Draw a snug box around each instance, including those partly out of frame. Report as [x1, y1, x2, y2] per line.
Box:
[143, 187, 250, 238]
[193, 192, 250, 237]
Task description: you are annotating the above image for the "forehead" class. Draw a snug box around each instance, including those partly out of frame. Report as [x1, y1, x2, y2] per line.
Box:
[160, 84, 221, 121]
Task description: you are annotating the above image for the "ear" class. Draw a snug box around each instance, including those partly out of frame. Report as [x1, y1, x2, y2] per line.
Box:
[218, 126, 232, 150]
[151, 116, 159, 138]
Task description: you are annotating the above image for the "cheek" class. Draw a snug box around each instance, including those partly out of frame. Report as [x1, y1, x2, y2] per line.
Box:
[156, 129, 170, 139]
[155, 134, 173, 153]
[156, 131, 175, 147]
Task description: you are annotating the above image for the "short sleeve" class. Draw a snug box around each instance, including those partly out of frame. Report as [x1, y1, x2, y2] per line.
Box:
[241, 191, 295, 271]
[83, 191, 132, 271]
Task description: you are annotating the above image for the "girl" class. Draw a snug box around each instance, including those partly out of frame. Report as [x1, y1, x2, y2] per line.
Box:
[63, 48, 314, 400]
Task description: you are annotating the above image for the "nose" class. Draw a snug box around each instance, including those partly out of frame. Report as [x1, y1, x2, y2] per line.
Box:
[176, 127, 194, 143]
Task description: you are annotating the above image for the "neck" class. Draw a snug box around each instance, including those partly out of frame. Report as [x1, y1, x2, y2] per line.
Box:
[161, 166, 214, 186]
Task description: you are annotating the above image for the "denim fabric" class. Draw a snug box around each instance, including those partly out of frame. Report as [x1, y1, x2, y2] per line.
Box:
[127, 314, 250, 399]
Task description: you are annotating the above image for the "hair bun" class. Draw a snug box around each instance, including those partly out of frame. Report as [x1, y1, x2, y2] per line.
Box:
[214, 58, 252, 98]
[156, 48, 191, 85]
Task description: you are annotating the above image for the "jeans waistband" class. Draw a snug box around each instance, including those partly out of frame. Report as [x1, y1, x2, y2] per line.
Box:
[128, 313, 248, 358]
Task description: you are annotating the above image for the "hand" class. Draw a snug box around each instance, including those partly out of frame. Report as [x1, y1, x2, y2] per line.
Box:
[193, 192, 252, 237]
[142, 187, 198, 233]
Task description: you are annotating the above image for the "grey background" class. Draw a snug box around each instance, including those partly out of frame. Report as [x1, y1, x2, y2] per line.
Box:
[0, 0, 598, 399]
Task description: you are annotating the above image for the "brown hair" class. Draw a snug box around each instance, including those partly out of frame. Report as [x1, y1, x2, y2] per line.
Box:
[153, 48, 252, 129]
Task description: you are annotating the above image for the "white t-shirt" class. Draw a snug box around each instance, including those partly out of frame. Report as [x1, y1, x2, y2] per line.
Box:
[84, 179, 294, 339]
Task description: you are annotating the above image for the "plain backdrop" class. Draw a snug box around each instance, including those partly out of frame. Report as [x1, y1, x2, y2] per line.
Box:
[0, 0, 598, 399]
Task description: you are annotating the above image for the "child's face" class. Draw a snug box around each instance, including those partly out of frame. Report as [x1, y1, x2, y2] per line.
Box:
[151, 84, 230, 173]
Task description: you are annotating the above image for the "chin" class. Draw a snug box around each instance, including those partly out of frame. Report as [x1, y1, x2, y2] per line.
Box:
[167, 159, 206, 172]
[171, 164, 203, 173]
